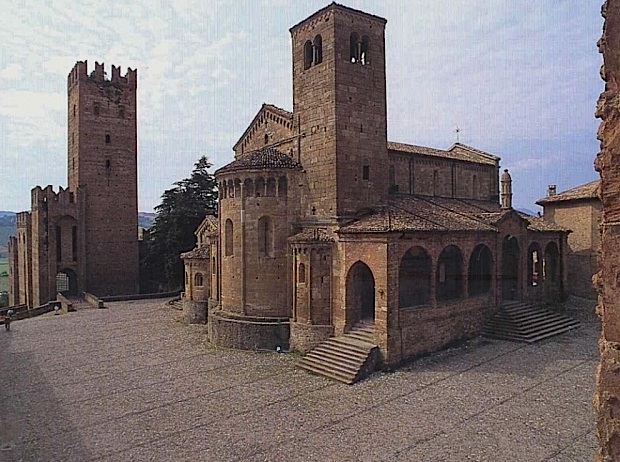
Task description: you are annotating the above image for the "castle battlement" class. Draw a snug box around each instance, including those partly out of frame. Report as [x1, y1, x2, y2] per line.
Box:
[67, 60, 137, 89]
[16, 211, 31, 229]
[31, 185, 77, 210]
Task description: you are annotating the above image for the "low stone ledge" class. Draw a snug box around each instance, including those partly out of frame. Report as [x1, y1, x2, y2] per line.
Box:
[83, 292, 105, 309]
[208, 310, 290, 351]
[183, 299, 207, 324]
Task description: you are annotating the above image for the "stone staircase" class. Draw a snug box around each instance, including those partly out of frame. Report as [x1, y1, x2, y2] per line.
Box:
[297, 322, 380, 384]
[67, 297, 96, 311]
[481, 300, 580, 343]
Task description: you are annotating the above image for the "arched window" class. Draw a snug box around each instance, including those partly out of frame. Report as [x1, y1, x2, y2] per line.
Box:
[528, 243, 543, 287]
[194, 273, 203, 287]
[225, 219, 233, 256]
[105, 133, 111, 144]
[255, 177, 265, 197]
[119, 108, 125, 119]
[304, 40, 313, 70]
[258, 216, 273, 257]
[433, 170, 439, 196]
[264, 134, 269, 145]
[298, 263, 306, 283]
[313, 35, 323, 64]
[93, 104, 100, 116]
[350, 32, 359, 62]
[360, 36, 370, 65]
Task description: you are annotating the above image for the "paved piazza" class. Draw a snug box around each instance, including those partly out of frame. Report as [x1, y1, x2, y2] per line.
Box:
[0, 298, 599, 461]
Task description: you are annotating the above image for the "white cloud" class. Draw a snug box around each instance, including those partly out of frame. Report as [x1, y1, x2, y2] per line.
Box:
[0, 63, 22, 80]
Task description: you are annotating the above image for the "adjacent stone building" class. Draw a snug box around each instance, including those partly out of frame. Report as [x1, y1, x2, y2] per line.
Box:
[8, 61, 140, 307]
[182, 3, 569, 365]
[537, 180, 601, 299]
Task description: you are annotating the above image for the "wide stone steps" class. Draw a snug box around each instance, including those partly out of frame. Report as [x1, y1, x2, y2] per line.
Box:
[297, 323, 379, 385]
[481, 301, 580, 343]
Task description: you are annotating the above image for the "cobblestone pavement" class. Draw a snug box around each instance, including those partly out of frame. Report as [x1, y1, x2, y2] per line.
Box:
[0, 298, 598, 462]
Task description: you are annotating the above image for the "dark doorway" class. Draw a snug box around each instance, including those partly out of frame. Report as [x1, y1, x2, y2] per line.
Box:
[502, 236, 520, 300]
[399, 246, 431, 307]
[346, 261, 375, 322]
[56, 268, 78, 296]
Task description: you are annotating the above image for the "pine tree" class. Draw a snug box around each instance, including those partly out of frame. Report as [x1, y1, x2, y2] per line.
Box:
[143, 156, 217, 290]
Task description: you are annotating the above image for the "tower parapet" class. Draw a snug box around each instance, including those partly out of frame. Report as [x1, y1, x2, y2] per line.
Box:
[67, 60, 136, 89]
[31, 185, 77, 211]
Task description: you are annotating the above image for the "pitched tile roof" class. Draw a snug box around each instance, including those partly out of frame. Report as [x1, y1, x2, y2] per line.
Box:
[215, 147, 302, 175]
[387, 142, 499, 166]
[536, 180, 600, 205]
[339, 196, 568, 234]
[196, 214, 218, 237]
[181, 245, 210, 260]
[288, 228, 334, 243]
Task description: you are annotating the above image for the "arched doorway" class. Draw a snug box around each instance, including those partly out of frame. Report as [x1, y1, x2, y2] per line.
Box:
[502, 236, 520, 300]
[399, 246, 431, 307]
[436, 245, 464, 301]
[346, 261, 375, 323]
[56, 268, 78, 296]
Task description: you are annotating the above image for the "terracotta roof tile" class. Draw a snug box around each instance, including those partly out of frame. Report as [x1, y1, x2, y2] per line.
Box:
[181, 245, 210, 259]
[216, 147, 302, 175]
[387, 141, 499, 166]
[536, 180, 600, 205]
[289, 228, 334, 243]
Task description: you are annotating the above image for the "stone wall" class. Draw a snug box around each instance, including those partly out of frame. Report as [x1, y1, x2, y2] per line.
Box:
[289, 322, 334, 352]
[208, 311, 290, 350]
[595, 1, 620, 459]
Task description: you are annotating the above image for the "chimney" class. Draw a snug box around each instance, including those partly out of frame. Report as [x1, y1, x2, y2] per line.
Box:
[547, 184, 557, 197]
[500, 169, 513, 210]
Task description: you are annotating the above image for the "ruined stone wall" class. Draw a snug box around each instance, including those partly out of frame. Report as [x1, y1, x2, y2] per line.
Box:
[595, 1, 620, 459]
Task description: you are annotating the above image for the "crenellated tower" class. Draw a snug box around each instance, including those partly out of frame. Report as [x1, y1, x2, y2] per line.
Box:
[66, 60, 139, 296]
[290, 3, 389, 220]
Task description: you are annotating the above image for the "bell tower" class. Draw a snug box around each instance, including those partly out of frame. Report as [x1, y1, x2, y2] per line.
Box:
[66, 61, 139, 295]
[290, 3, 388, 220]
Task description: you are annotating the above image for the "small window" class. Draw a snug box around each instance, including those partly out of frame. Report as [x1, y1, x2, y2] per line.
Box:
[119, 108, 125, 119]
[73, 105, 76, 117]
[72, 133, 74, 146]
[304, 40, 313, 70]
[313, 35, 323, 64]
[264, 134, 269, 145]
[360, 36, 370, 65]
[225, 219, 234, 256]
[105, 134, 110, 144]
[69, 192, 75, 203]
[350, 32, 359, 62]
[94, 104, 100, 116]
[362, 165, 370, 180]
[194, 273, 203, 287]
[105, 159, 111, 173]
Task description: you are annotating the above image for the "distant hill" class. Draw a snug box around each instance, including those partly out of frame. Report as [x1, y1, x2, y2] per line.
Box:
[138, 212, 155, 229]
[0, 211, 156, 247]
[0, 212, 16, 248]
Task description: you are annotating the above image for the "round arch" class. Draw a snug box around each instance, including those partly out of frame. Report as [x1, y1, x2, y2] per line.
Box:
[345, 261, 375, 323]
[436, 245, 464, 302]
[399, 246, 431, 307]
[502, 235, 520, 300]
[56, 268, 78, 296]
[468, 244, 493, 296]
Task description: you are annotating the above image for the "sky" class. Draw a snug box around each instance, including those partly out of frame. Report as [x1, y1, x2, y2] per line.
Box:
[0, 0, 604, 213]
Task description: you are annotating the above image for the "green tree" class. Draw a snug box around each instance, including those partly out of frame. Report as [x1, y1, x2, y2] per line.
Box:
[143, 156, 217, 291]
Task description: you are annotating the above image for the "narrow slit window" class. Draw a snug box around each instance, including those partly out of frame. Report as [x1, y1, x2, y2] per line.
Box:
[362, 165, 370, 180]
[105, 134, 110, 144]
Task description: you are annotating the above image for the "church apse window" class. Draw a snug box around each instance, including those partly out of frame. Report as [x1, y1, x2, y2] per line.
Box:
[258, 216, 274, 257]
[194, 273, 203, 287]
[225, 219, 234, 256]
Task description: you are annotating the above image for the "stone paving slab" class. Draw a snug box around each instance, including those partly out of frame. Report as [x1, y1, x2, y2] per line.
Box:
[0, 298, 599, 461]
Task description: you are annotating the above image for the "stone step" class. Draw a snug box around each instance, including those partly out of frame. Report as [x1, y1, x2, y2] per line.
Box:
[297, 327, 380, 384]
[482, 302, 580, 343]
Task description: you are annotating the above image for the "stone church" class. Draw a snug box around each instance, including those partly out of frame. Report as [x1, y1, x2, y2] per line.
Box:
[8, 61, 140, 307]
[181, 3, 569, 370]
